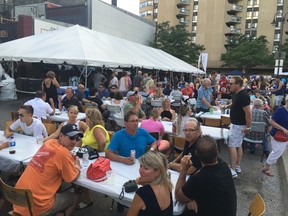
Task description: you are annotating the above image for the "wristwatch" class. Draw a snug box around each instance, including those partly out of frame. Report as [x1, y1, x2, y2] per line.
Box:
[245, 127, 251, 131]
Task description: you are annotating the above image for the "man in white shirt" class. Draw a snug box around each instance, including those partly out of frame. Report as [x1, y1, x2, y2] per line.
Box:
[24, 90, 55, 120]
[5, 105, 48, 138]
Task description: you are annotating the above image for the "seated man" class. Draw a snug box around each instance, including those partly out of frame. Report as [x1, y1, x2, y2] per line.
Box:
[106, 111, 157, 165]
[175, 135, 237, 216]
[169, 119, 202, 175]
[14, 124, 82, 215]
[98, 84, 109, 98]
[246, 99, 270, 155]
[74, 84, 91, 105]
[59, 88, 83, 112]
[123, 91, 146, 121]
[5, 105, 48, 138]
[24, 90, 55, 120]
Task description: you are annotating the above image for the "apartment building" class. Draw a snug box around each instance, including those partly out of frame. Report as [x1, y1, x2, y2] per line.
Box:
[140, 0, 288, 70]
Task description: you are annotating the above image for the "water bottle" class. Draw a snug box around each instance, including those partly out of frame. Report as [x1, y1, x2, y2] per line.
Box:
[9, 136, 16, 147]
[209, 107, 214, 114]
[82, 148, 89, 167]
[62, 106, 66, 113]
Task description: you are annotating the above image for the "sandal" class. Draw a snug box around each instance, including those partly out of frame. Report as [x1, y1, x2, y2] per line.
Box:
[76, 201, 93, 210]
[262, 169, 274, 177]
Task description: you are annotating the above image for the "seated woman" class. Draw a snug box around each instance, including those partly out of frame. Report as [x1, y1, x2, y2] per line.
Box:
[159, 98, 176, 121]
[127, 151, 173, 216]
[172, 104, 192, 137]
[43, 105, 87, 142]
[77, 108, 111, 210]
[80, 108, 110, 152]
[140, 109, 171, 155]
[111, 92, 126, 108]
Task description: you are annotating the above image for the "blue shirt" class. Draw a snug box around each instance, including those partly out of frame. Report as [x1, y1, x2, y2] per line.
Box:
[107, 128, 156, 158]
[98, 89, 109, 98]
[196, 86, 213, 110]
[270, 106, 288, 137]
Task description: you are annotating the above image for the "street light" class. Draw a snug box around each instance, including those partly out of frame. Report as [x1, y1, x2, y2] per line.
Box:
[271, 11, 288, 75]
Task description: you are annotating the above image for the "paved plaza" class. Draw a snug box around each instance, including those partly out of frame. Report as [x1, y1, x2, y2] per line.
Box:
[0, 93, 287, 216]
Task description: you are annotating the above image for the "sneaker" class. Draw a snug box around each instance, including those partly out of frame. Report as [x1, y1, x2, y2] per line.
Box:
[230, 168, 238, 178]
[235, 165, 241, 173]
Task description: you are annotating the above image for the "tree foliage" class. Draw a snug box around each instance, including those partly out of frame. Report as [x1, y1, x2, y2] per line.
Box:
[151, 22, 205, 65]
[221, 35, 274, 72]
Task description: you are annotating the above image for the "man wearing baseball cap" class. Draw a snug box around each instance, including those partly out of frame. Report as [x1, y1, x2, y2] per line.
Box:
[14, 124, 83, 216]
[123, 90, 146, 121]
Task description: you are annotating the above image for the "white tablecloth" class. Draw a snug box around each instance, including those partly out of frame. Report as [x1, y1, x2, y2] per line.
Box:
[0, 131, 41, 172]
[195, 111, 230, 120]
[160, 121, 229, 140]
[47, 109, 86, 122]
[75, 154, 186, 215]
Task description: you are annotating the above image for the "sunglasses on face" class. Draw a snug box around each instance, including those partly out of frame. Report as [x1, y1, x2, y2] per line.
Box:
[68, 135, 81, 141]
[18, 114, 25, 118]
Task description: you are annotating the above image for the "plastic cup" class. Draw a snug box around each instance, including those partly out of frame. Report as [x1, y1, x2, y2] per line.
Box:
[36, 136, 43, 145]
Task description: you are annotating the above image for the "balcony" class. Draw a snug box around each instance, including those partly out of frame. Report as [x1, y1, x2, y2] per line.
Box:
[176, 8, 190, 18]
[177, 0, 191, 8]
[225, 27, 241, 36]
[227, 4, 243, 15]
[228, 0, 240, 3]
[179, 18, 190, 25]
[226, 15, 241, 26]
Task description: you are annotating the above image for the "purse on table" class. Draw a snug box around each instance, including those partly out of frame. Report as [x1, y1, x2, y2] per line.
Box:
[76, 145, 99, 160]
[119, 180, 138, 200]
[274, 130, 288, 142]
[86, 156, 111, 182]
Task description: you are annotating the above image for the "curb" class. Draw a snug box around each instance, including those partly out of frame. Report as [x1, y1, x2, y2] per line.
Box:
[279, 150, 288, 216]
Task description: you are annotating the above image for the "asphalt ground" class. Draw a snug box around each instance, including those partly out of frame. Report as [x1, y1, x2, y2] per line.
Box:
[0, 92, 287, 216]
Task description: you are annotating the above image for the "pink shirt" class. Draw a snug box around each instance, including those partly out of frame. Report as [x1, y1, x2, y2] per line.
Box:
[140, 118, 165, 141]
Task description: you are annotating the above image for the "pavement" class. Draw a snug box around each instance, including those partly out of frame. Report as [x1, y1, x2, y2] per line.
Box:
[0, 93, 288, 216]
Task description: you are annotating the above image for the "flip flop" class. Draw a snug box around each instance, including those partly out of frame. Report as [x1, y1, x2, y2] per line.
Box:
[262, 169, 274, 177]
[76, 201, 93, 210]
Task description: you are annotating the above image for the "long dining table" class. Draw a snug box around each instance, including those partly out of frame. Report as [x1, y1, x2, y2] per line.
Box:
[47, 109, 86, 122]
[146, 120, 229, 141]
[0, 131, 42, 172]
[74, 152, 186, 215]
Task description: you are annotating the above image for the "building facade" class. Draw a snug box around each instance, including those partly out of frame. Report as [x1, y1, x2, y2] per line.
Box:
[140, 0, 288, 69]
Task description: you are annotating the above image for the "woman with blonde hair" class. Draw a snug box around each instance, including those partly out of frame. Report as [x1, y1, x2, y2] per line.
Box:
[42, 70, 60, 106]
[172, 104, 192, 137]
[80, 108, 110, 152]
[140, 108, 171, 154]
[43, 105, 87, 142]
[159, 98, 176, 121]
[127, 151, 173, 216]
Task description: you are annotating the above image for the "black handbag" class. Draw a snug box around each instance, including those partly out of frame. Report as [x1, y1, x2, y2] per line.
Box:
[76, 146, 99, 160]
[119, 180, 138, 200]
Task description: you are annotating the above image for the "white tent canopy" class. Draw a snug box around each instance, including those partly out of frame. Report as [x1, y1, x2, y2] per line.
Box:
[0, 25, 204, 85]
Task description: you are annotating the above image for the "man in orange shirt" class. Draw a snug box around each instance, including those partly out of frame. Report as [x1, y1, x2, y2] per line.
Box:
[14, 124, 83, 216]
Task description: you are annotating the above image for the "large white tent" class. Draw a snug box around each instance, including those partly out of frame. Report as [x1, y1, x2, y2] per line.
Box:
[0, 25, 204, 85]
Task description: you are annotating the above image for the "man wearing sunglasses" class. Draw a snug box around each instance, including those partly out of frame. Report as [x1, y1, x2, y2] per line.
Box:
[5, 105, 47, 138]
[14, 124, 83, 215]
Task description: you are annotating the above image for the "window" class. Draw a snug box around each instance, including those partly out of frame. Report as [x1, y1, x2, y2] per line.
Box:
[192, 25, 197, 32]
[192, 36, 196, 43]
[154, 8, 158, 13]
[140, 1, 153, 8]
[277, 0, 283, 5]
[252, 11, 258, 18]
[194, 5, 198, 10]
[192, 16, 197, 22]
[246, 11, 252, 18]
[274, 33, 280, 40]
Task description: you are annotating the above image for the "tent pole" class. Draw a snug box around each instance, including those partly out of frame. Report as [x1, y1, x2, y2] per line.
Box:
[85, 65, 88, 87]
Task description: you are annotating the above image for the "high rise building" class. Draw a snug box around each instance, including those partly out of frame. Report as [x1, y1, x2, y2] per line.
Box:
[140, 0, 287, 70]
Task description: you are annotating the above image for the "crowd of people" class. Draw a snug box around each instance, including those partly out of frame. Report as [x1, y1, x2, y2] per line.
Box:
[1, 69, 288, 216]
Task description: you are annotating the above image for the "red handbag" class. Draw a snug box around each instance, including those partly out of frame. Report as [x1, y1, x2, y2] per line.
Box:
[274, 130, 288, 142]
[86, 157, 111, 182]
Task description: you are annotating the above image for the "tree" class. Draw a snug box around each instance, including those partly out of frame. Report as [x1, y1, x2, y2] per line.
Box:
[221, 35, 274, 72]
[151, 22, 205, 65]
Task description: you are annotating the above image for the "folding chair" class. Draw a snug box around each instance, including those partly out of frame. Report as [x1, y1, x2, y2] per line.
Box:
[0, 177, 34, 216]
[243, 122, 267, 162]
[248, 193, 265, 216]
[42, 119, 53, 124]
[173, 136, 186, 158]
[5, 121, 23, 134]
[43, 123, 57, 136]
[203, 118, 221, 127]
[10, 112, 18, 121]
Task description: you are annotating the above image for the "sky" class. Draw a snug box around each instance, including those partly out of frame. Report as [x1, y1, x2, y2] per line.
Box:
[101, 0, 140, 15]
